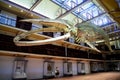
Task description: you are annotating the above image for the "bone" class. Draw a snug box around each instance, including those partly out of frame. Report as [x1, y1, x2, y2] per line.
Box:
[14, 32, 71, 46]
[84, 40, 101, 53]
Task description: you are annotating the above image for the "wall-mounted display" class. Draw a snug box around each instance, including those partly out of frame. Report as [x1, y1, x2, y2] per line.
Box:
[12, 59, 27, 80]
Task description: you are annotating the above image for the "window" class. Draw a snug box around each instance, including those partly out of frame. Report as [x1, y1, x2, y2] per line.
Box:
[0, 13, 16, 27]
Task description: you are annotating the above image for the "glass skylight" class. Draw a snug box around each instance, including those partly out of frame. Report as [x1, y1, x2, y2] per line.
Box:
[52, 0, 114, 27]
[64, 0, 84, 9]
[91, 14, 114, 27]
[52, 0, 85, 10]
[9, 0, 37, 9]
[76, 4, 103, 20]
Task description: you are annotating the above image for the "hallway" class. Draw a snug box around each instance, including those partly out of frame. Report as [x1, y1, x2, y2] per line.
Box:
[49, 72, 120, 80]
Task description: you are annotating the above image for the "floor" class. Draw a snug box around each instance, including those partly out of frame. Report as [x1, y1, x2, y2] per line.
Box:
[49, 72, 120, 80]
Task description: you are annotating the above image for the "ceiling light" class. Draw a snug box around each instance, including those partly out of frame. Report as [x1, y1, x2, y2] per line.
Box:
[20, 10, 23, 12]
[31, 14, 33, 16]
[9, 5, 11, 8]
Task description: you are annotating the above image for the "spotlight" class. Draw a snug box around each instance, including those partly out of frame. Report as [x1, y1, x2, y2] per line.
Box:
[9, 5, 11, 8]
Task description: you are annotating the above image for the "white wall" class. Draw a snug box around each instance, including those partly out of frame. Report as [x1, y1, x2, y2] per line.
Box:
[26, 58, 44, 79]
[0, 56, 15, 80]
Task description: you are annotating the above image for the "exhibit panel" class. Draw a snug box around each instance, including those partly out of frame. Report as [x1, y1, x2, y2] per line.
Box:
[43, 61, 55, 79]
[77, 62, 85, 75]
[90, 61, 105, 73]
[91, 62, 98, 73]
[106, 61, 120, 71]
[98, 62, 104, 72]
[63, 62, 73, 76]
[12, 59, 27, 80]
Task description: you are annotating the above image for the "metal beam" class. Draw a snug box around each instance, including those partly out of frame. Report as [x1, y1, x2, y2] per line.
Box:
[24, 0, 42, 17]
[29, 0, 42, 11]
[56, 0, 91, 19]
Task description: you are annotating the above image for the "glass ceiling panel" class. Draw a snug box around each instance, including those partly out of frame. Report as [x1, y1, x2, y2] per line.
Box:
[63, 0, 84, 9]
[9, 0, 37, 9]
[52, 0, 85, 10]
[81, 2, 93, 10]
[52, 0, 114, 27]
[78, 5, 103, 20]
[91, 14, 114, 27]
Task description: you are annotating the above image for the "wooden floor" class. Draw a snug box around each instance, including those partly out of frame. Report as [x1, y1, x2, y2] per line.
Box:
[49, 72, 120, 80]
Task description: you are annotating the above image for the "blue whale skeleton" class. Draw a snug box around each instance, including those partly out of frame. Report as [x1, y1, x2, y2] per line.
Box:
[13, 19, 113, 53]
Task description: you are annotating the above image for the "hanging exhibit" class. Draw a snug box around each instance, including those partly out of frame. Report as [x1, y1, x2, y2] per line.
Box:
[13, 19, 113, 53]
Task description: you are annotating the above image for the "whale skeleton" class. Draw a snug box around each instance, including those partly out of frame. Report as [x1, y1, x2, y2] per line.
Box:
[13, 19, 113, 53]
